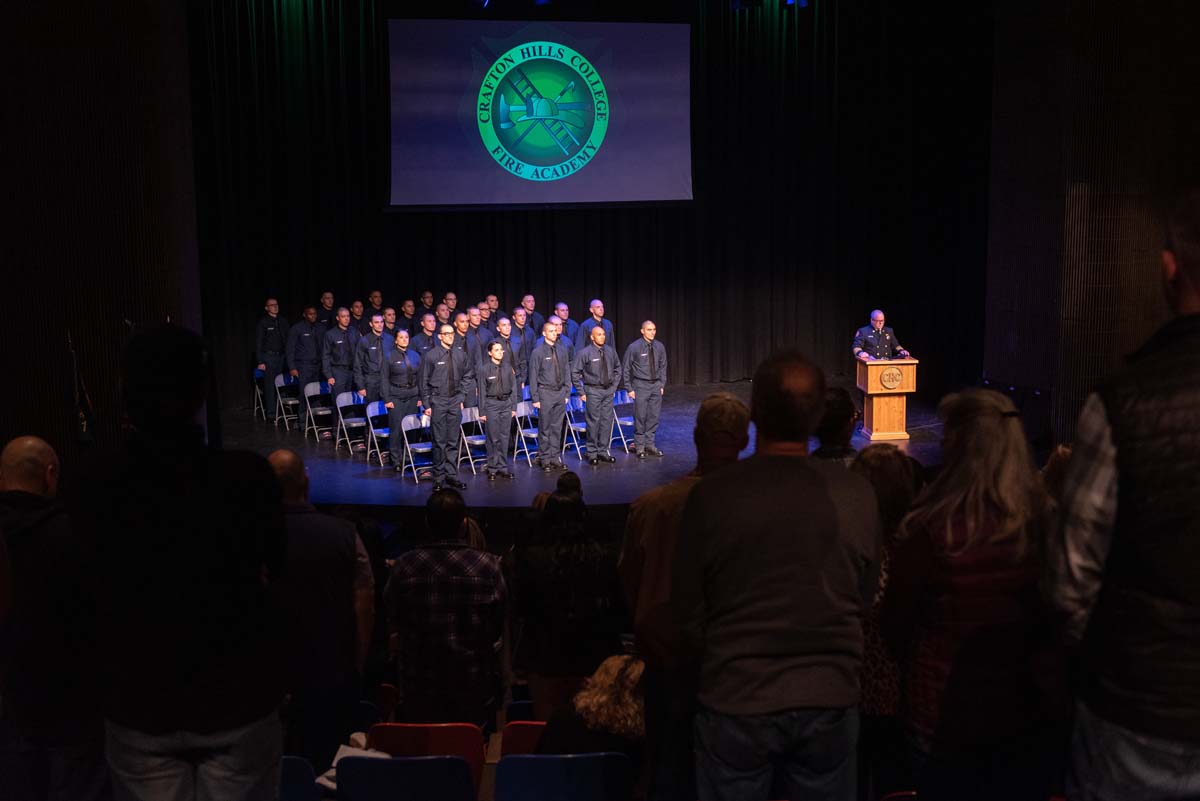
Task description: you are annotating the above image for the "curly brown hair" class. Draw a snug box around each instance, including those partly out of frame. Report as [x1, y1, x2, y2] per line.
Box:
[572, 655, 646, 740]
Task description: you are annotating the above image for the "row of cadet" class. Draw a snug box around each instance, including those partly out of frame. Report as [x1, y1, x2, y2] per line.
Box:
[253, 292, 669, 486]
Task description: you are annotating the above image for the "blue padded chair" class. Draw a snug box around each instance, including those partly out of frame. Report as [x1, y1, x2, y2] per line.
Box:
[280, 755, 319, 801]
[336, 755, 475, 801]
[494, 753, 634, 801]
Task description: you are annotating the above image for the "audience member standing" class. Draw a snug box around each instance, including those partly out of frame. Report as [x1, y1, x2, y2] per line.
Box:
[385, 490, 506, 726]
[514, 491, 625, 720]
[620, 392, 750, 801]
[1049, 189, 1200, 800]
[672, 351, 880, 801]
[848, 444, 919, 799]
[255, 297, 288, 421]
[0, 436, 109, 801]
[267, 450, 374, 773]
[81, 325, 286, 801]
[880, 389, 1061, 801]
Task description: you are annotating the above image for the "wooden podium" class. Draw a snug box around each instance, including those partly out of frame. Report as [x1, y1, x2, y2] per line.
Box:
[855, 358, 919, 441]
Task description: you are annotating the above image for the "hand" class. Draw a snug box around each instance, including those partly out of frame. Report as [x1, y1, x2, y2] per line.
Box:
[327, 377, 336, 385]
[479, 414, 487, 422]
[358, 389, 367, 397]
[423, 407, 432, 417]
[289, 369, 299, 378]
[533, 401, 541, 409]
[385, 402, 394, 409]
[900, 350, 911, 358]
[628, 390, 636, 399]
[580, 394, 587, 403]
[511, 410, 517, 418]
[660, 387, 665, 395]
[257, 363, 266, 371]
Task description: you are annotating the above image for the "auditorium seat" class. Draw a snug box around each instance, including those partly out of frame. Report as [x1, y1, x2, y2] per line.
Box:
[500, 721, 546, 756]
[337, 755, 474, 801]
[494, 753, 633, 801]
[366, 722, 485, 793]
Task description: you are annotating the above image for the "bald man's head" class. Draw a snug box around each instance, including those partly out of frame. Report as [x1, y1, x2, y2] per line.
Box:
[267, 449, 307, 504]
[0, 436, 60, 497]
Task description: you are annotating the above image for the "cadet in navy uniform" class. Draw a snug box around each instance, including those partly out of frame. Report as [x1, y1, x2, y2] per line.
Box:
[492, 316, 524, 387]
[622, 320, 669, 458]
[576, 298, 614, 351]
[322, 307, 358, 399]
[420, 325, 474, 491]
[315, 291, 337, 331]
[852, 309, 912, 361]
[510, 308, 537, 359]
[286, 306, 323, 387]
[572, 324, 623, 465]
[479, 340, 518, 480]
[255, 298, 289, 421]
[534, 315, 574, 363]
[468, 307, 493, 347]
[528, 322, 571, 472]
[554, 302, 580, 345]
[383, 329, 423, 471]
[353, 314, 387, 403]
[451, 312, 480, 407]
[411, 313, 438, 355]
[520, 295, 545, 338]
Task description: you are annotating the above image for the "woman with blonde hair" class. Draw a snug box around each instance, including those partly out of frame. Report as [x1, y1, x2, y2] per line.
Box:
[881, 388, 1066, 800]
[537, 654, 646, 775]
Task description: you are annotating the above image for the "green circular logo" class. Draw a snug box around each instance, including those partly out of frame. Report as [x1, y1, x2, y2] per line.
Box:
[477, 42, 609, 182]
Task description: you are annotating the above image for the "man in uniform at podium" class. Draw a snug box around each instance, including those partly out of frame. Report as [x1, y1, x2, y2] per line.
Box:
[852, 309, 912, 361]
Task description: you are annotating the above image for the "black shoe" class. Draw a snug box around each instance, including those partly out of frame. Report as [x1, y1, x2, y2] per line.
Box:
[636, 450, 647, 459]
[487, 472, 498, 482]
[599, 454, 616, 463]
[588, 457, 600, 466]
[431, 482, 444, 492]
[646, 447, 664, 457]
[447, 479, 467, 490]
[542, 462, 555, 472]
[554, 461, 568, 470]
[394, 465, 404, 473]
[500, 471, 515, 480]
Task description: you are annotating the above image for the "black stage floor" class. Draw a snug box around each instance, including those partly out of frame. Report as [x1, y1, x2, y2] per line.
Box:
[222, 381, 944, 510]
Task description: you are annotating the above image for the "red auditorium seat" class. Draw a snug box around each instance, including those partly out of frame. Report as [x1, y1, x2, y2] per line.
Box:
[500, 721, 547, 756]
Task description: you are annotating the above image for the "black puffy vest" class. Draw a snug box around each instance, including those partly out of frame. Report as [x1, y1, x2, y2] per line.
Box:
[1083, 314, 1200, 742]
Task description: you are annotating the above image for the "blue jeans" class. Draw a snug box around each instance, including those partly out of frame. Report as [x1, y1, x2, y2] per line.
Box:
[105, 710, 281, 801]
[1067, 700, 1200, 801]
[694, 705, 857, 801]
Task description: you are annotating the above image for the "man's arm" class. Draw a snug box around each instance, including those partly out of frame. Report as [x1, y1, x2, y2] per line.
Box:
[418, 354, 433, 410]
[528, 351, 541, 405]
[321, 331, 333, 379]
[1045, 392, 1118, 643]
[285, 326, 299, 373]
[570, 350, 585, 397]
[658, 342, 668, 389]
[351, 533, 375, 675]
[609, 346, 623, 388]
[352, 341, 367, 388]
[851, 328, 867, 358]
[255, 319, 267, 365]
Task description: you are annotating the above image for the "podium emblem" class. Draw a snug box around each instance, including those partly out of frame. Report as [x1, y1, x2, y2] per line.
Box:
[477, 43, 609, 182]
[880, 366, 903, 389]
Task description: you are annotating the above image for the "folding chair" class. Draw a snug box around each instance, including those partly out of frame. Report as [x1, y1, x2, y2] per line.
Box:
[500, 721, 546, 756]
[252, 368, 266, 420]
[366, 723, 485, 794]
[458, 406, 488, 474]
[494, 753, 633, 801]
[336, 755, 474, 801]
[280, 755, 319, 801]
[563, 395, 586, 459]
[274, 374, 302, 430]
[335, 392, 368, 453]
[513, 400, 540, 466]
[398, 413, 434, 483]
[303, 382, 334, 442]
[610, 389, 636, 453]
[365, 401, 391, 465]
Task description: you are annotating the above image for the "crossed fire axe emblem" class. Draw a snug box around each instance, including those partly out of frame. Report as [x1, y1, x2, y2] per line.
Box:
[497, 77, 592, 155]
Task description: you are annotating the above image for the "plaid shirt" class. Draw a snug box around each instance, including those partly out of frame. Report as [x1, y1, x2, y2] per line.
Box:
[1046, 392, 1117, 642]
[385, 543, 507, 707]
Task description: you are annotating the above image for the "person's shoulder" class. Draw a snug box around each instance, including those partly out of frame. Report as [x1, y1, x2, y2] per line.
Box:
[631, 473, 701, 512]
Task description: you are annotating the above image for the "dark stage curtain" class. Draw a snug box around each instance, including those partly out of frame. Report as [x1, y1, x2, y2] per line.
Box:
[189, 0, 992, 412]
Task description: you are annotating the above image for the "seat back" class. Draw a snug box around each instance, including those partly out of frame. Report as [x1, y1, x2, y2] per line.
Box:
[336, 755, 474, 801]
[303, 382, 334, 440]
[494, 753, 633, 801]
[366, 722, 486, 792]
[500, 721, 546, 756]
[335, 392, 368, 452]
[398, 412, 433, 482]
[280, 755, 319, 801]
[365, 400, 390, 464]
